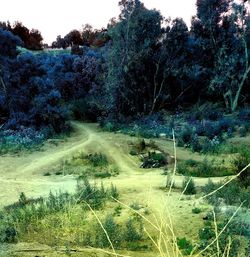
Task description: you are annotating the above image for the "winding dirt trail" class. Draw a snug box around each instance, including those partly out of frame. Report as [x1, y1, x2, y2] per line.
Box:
[0, 121, 230, 257]
[0, 121, 224, 208]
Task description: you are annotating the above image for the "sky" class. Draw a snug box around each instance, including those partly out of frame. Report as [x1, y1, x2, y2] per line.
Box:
[0, 0, 197, 44]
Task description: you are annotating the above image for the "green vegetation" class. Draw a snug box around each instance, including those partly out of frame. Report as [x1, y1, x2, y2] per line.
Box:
[177, 158, 234, 177]
[231, 146, 250, 188]
[49, 151, 120, 178]
[182, 177, 197, 195]
[192, 207, 202, 214]
[177, 237, 194, 255]
[202, 179, 250, 208]
[0, 183, 149, 252]
[198, 215, 249, 257]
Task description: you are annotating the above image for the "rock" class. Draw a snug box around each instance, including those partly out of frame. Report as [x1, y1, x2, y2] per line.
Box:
[159, 133, 167, 138]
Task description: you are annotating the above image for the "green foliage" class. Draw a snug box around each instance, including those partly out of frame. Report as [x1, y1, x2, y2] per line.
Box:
[177, 126, 194, 147]
[202, 179, 250, 208]
[110, 183, 119, 199]
[231, 147, 250, 188]
[182, 177, 196, 195]
[124, 218, 143, 242]
[177, 158, 233, 177]
[76, 177, 109, 209]
[192, 207, 202, 214]
[140, 151, 167, 168]
[0, 215, 17, 243]
[94, 215, 121, 248]
[177, 237, 194, 255]
[239, 126, 247, 137]
[198, 214, 249, 257]
[105, 0, 163, 115]
[86, 153, 109, 167]
[94, 171, 112, 179]
[0, 181, 119, 244]
[129, 149, 138, 156]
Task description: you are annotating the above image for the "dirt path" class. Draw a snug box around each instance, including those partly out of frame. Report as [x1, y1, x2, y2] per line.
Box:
[0, 122, 92, 205]
[0, 121, 225, 207]
[0, 121, 231, 257]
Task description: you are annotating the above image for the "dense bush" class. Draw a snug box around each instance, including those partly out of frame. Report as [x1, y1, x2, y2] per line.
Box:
[231, 147, 250, 188]
[198, 215, 249, 257]
[177, 159, 233, 177]
[202, 179, 250, 208]
[182, 177, 196, 195]
[177, 237, 194, 255]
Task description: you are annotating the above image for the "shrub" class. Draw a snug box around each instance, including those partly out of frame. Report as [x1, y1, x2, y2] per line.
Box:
[103, 121, 116, 132]
[232, 147, 250, 188]
[202, 179, 250, 208]
[135, 139, 146, 153]
[177, 237, 194, 255]
[87, 153, 109, 167]
[238, 108, 250, 121]
[124, 218, 143, 242]
[177, 126, 194, 147]
[110, 183, 119, 199]
[94, 171, 112, 178]
[177, 159, 232, 177]
[200, 136, 221, 154]
[198, 214, 248, 257]
[140, 151, 167, 168]
[190, 134, 202, 152]
[130, 202, 141, 211]
[95, 215, 121, 248]
[192, 207, 202, 214]
[182, 177, 196, 195]
[0, 217, 17, 243]
[239, 126, 247, 137]
[129, 149, 138, 156]
[76, 177, 109, 208]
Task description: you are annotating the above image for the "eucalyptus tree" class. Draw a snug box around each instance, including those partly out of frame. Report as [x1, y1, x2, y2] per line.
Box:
[210, 1, 250, 111]
[105, 0, 163, 117]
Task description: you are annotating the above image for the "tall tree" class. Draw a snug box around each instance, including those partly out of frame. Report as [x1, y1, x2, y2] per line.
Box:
[210, 1, 250, 111]
[105, 0, 163, 116]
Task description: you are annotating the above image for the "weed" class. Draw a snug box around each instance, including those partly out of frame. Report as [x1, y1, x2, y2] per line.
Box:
[110, 183, 119, 199]
[113, 205, 122, 216]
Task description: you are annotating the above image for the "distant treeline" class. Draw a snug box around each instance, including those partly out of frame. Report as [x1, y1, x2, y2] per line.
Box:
[0, 0, 250, 134]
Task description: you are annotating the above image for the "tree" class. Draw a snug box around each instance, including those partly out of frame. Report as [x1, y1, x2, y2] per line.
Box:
[190, 0, 232, 103]
[151, 18, 190, 112]
[210, 1, 250, 112]
[105, 0, 163, 116]
[64, 29, 83, 46]
[0, 29, 22, 124]
[51, 35, 67, 49]
[10, 22, 43, 50]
